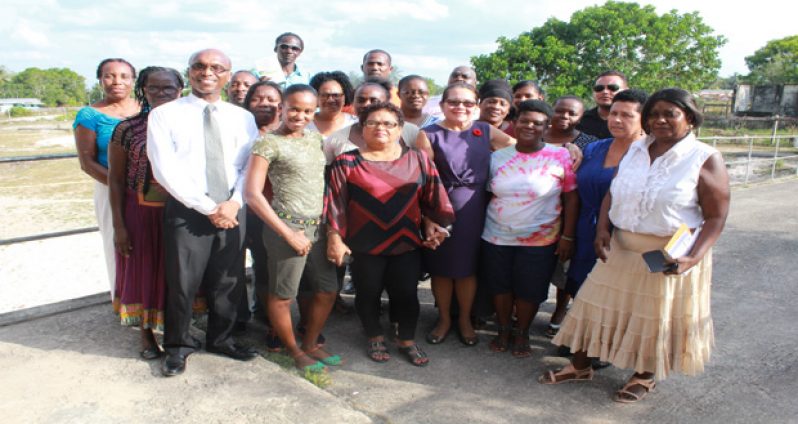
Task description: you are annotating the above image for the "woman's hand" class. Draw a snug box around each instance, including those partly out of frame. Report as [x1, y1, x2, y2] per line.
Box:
[564, 142, 583, 170]
[421, 218, 449, 250]
[285, 228, 312, 256]
[664, 255, 700, 276]
[326, 233, 351, 266]
[594, 229, 611, 262]
[555, 238, 574, 262]
[113, 227, 132, 257]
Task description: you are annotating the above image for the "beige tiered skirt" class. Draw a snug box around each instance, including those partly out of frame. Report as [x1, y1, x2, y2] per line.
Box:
[552, 230, 714, 379]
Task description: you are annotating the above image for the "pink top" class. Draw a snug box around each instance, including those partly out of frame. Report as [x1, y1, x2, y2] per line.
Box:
[482, 144, 577, 246]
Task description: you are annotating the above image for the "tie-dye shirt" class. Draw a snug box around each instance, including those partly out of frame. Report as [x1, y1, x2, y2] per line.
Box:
[482, 144, 577, 246]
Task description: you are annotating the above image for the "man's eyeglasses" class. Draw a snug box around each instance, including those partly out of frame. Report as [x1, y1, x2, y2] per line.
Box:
[278, 44, 302, 52]
[593, 84, 621, 92]
[445, 99, 477, 108]
[364, 120, 399, 129]
[190, 62, 229, 75]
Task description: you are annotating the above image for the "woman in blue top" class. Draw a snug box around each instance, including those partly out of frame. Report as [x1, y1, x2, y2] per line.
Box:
[74, 58, 140, 297]
[565, 89, 648, 297]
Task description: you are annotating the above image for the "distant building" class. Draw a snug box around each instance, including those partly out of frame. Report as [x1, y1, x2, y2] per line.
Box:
[733, 84, 798, 117]
[0, 98, 43, 113]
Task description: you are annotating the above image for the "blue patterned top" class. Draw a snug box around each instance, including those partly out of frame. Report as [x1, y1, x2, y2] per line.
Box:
[73, 107, 122, 168]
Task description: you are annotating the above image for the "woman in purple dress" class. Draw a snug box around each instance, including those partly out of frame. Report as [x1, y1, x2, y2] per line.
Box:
[416, 82, 514, 346]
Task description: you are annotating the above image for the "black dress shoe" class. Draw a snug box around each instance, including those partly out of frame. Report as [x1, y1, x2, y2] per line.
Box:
[206, 343, 259, 361]
[161, 353, 187, 377]
[233, 321, 248, 335]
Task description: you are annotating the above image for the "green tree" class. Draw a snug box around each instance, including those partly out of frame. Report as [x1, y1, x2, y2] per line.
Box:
[471, 1, 726, 100]
[744, 35, 798, 84]
[424, 77, 443, 96]
[0, 67, 87, 106]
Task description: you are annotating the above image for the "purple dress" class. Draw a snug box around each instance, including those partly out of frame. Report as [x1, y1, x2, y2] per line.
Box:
[422, 121, 492, 278]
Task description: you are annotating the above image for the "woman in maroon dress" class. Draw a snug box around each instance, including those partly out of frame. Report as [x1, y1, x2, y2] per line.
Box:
[108, 67, 183, 359]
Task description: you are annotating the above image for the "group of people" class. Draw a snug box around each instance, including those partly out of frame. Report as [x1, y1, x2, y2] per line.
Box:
[73, 31, 730, 404]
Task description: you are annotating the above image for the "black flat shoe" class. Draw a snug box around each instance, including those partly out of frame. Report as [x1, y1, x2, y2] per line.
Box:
[161, 353, 187, 377]
[140, 346, 162, 360]
[425, 330, 448, 345]
[458, 331, 479, 347]
[206, 343, 259, 361]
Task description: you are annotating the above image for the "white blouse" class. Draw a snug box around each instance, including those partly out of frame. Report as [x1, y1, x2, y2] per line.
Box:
[609, 133, 717, 236]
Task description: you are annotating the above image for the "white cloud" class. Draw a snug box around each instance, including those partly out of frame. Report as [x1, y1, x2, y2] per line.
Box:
[10, 19, 50, 48]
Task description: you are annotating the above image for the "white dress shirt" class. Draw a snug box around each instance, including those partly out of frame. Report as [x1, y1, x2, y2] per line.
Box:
[147, 94, 259, 215]
[609, 134, 717, 236]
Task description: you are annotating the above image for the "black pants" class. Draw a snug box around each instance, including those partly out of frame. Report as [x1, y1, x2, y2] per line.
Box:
[351, 250, 420, 340]
[242, 209, 269, 318]
[163, 199, 246, 355]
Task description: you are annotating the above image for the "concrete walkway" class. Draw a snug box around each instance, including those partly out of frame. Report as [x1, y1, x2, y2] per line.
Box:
[1, 178, 796, 423]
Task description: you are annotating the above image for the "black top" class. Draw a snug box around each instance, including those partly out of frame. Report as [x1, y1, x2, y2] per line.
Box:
[576, 107, 611, 140]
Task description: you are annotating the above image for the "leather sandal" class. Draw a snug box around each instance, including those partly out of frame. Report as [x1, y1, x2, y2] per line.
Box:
[538, 363, 594, 384]
[397, 344, 429, 367]
[510, 328, 532, 358]
[367, 340, 390, 363]
[614, 376, 656, 403]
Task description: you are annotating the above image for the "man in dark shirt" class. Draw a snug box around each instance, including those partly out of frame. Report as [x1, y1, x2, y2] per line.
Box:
[576, 70, 628, 139]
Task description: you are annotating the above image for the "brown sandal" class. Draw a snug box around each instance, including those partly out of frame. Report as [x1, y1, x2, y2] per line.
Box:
[538, 363, 594, 384]
[614, 377, 656, 403]
[489, 325, 511, 353]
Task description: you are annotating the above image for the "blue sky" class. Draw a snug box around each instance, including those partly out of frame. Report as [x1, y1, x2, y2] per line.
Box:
[1, 0, 795, 87]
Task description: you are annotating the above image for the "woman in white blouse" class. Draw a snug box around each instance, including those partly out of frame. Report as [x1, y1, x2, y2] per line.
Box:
[539, 88, 730, 404]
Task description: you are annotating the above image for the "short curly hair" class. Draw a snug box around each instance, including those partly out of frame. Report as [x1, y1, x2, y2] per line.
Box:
[357, 102, 404, 129]
[309, 71, 354, 106]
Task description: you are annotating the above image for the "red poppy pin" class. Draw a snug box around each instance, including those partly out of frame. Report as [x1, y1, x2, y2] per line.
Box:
[472, 128, 483, 136]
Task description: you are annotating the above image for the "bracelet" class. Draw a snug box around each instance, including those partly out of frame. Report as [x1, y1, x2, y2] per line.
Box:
[560, 235, 574, 242]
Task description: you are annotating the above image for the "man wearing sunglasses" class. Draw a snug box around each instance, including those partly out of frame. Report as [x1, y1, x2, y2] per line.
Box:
[576, 70, 628, 140]
[256, 32, 310, 89]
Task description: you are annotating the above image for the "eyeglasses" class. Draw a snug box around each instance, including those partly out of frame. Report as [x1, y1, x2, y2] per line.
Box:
[319, 93, 344, 100]
[364, 120, 399, 129]
[190, 62, 229, 75]
[593, 84, 621, 92]
[144, 86, 180, 95]
[278, 44, 302, 52]
[445, 99, 477, 108]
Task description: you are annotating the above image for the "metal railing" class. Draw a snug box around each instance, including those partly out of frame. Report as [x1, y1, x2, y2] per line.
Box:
[699, 135, 798, 185]
[1, 134, 797, 246]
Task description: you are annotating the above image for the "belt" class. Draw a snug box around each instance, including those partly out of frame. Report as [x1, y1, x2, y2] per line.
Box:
[276, 210, 322, 226]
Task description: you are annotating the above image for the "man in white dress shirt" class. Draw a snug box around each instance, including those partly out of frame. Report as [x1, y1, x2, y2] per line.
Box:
[147, 48, 260, 376]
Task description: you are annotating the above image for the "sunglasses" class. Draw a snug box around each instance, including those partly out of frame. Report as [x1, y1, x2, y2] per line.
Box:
[278, 44, 302, 52]
[593, 84, 621, 92]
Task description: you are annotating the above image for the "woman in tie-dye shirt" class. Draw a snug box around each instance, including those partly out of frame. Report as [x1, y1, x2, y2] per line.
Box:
[481, 99, 578, 359]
